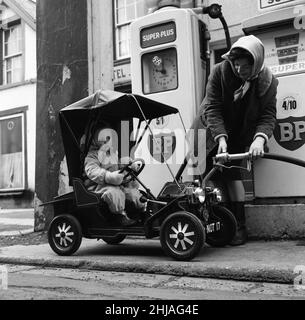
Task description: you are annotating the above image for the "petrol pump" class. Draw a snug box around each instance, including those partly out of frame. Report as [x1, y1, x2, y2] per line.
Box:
[242, 4, 305, 199]
[130, 1, 227, 196]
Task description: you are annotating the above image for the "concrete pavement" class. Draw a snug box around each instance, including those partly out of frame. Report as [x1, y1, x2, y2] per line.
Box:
[1, 208, 305, 286]
[0, 237, 305, 285]
[0, 209, 34, 236]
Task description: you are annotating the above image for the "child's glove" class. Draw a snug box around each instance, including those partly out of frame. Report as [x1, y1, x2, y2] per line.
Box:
[130, 160, 142, 172]
[105, 170, 124, 185]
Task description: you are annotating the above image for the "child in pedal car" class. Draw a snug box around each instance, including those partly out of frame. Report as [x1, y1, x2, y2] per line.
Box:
[83, 126, 145, 226]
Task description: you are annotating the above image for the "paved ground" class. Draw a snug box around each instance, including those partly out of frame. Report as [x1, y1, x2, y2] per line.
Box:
[1, 208, 305, 286]
[1, 265, 305, 300]
[1, 237, 305, 285]
[0, 231, 48, 247]
[0, 209, 34, 236]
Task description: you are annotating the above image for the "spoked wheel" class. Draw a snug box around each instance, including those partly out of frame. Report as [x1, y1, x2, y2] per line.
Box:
[160, 211, 205, 261]
[100, 234, 126, 245]
[48, 214, 82, 256]
[206, 205, 237, 247]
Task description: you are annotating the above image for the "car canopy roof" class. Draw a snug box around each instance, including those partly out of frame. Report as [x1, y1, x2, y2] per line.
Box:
[59, 90, 179, 183]
[60, 90, 178, 126]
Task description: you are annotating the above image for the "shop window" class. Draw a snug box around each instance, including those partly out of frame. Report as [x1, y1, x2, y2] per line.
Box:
[1, 21, 23, 85]
[0, 113, 25, 192]
[114, 0, 146, 60]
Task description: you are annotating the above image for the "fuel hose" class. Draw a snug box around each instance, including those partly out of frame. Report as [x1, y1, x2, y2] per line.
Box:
[262, 153, 305, 168]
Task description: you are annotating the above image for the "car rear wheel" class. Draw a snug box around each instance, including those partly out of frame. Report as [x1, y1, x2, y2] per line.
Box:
[160, 211, 205, 261]
[48, 214, 82, 256]
[206, 205, 237, 247]
[100, 234, 126, 245]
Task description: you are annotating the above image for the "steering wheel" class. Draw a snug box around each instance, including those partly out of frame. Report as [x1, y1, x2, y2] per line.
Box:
[119, 158, 145, 185]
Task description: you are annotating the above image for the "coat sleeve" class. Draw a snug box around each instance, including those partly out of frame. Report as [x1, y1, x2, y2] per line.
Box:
[200, 64, 228, 141]
[254, 77, 278, 141]
[84, 152, 107, 185]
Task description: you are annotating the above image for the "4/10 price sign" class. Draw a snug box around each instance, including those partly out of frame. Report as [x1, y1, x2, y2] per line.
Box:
[282, 96, 297, 111]
[259, 0, 295, 10]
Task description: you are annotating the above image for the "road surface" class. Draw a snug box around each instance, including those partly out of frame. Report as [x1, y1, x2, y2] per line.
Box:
[0, 264, 305, 301]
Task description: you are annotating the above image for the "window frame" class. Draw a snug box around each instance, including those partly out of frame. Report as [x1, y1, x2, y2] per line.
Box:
[0, 111, 26, 193]
[1, 19, 24, 86]
[114, 0, 140, 61]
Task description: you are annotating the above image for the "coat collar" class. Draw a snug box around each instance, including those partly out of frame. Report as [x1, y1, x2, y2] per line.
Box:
[221, 61, 274, 98]
[256, 66, 274, 98]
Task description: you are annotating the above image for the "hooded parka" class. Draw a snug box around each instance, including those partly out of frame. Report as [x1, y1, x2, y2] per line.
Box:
[200, 35, 278, 159]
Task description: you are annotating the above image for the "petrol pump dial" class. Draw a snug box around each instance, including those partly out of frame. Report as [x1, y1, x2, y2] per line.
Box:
[142, 47, 178, 94]
[152, 53, 177, 89]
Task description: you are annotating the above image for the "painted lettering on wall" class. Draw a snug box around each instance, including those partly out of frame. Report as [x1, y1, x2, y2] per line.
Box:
[113, 64, 131, 85]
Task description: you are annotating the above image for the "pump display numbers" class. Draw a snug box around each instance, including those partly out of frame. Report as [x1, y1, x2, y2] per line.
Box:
[275, 33, 299, 47]
[142, 47, 178, 94]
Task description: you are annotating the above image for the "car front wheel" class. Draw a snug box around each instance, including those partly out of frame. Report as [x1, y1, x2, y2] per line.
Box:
[160, 211, 205, 261]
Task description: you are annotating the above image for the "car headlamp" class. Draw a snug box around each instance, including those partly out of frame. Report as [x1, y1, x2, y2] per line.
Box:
[212, 188, 222, 202]
[194, 187, 205, 203]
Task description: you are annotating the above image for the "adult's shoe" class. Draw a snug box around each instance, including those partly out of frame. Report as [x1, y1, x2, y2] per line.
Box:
[230, 226, 247, 246]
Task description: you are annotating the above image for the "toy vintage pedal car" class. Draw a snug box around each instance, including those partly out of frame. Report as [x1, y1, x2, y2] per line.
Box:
[42, 90, 238, 261]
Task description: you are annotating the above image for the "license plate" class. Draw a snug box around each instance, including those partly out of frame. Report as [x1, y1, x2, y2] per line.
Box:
[206, 222, 221, 233]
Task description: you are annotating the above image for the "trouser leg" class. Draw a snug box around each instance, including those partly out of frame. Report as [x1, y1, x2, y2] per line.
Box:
[101, 186, 126, 214]
[124, 187, 146, 211]
[101, 186, 136, 226]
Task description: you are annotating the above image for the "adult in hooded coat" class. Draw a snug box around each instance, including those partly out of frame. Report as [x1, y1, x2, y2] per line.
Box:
[198, 35, 278, 245]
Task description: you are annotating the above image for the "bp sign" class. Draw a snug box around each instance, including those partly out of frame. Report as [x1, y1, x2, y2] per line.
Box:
[148, 132, 176, 163]
[273, 116, 305, 151]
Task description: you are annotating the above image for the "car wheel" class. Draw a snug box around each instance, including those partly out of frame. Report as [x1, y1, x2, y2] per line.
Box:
[206, 205, 237, 247]
[160, 211, 205, 261]
[48, 214, 82, 256]
[100, 234, 126, 245]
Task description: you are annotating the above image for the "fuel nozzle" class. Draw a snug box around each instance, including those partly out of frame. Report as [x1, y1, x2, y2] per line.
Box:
[202, 3, 223, 19]
[196, 3, 231, 50]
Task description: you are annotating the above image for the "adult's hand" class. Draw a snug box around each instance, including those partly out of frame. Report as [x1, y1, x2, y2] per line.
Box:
[249, 136, 265, 159]
[217, 136, 227, 154]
